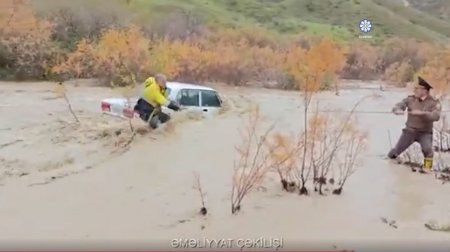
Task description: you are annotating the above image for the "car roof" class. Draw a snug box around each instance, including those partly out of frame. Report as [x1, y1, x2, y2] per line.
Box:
[167, 82, 216, 91]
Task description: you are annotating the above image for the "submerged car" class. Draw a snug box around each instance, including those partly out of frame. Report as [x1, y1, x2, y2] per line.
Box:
[101, 82, 223, 119]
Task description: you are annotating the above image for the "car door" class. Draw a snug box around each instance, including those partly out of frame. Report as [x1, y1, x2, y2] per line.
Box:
[199, 89, 222, 116]
[176, 89, 203, 113]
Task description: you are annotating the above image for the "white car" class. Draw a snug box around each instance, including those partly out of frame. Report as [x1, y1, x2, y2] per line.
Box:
[101, 82, 223, 119]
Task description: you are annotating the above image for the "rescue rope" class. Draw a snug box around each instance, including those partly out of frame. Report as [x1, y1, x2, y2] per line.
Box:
[315, 110, 450, 114]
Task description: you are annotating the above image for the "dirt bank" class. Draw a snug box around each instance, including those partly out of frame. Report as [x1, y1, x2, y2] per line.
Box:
[0, 81, 449, 251]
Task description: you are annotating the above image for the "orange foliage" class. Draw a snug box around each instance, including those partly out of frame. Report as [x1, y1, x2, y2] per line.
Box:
[0, 0, 52, 37]
[378, 38, 434, 72]
[284, 38, 345, 92]
[52, 26, 285, 86]
[267, 131, 301, 186]
[164, 40, 215, 81]
[0, 0, 55, 79]
[1, 1, 445, 91]
[417, 47, 450, 98]
[341, 41, 379, 80]
[265, 106, 368, 195]
[53, 25, 152, 85]
[51, 39, 96, 79]
[382, 60, 414, 87]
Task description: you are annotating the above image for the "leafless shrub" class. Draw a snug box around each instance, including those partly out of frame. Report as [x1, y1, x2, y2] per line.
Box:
[267, 132, 302, 192]
[266, 98, 369, 196]
[231, 105, 275, 214]
[433, 115, 450, 152]
[193, 171, 207, 216]
[399, 144, 424, 171]
[308, 97, 369, 195]
[55, 82, 79, 123]
[332, 125, 367, 195]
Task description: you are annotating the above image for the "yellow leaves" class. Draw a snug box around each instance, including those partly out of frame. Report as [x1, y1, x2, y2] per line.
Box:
[149, 38, 183, 79]
[53, 25, 153, 85]
[383, 61, 414, 86]
[283, 38, 345, 92]
[0, 0, 56, 78]
[267, 132, 297, 166]
[417, 47, 450, 98]
[0, 0, 51, 38]
[52, 39, 95, 76]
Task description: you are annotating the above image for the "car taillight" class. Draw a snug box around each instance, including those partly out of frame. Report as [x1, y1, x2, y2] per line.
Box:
[101, 102, 110, 112]
[123, 107, 134, 119]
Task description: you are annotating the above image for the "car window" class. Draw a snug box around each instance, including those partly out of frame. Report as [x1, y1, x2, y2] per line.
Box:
[178, 89, 200, 106]
[165, 87, 171, 96]
[201, 90, 221, 107]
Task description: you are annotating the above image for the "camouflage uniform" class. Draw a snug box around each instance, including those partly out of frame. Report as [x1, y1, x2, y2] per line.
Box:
[388, 95, 441, 159]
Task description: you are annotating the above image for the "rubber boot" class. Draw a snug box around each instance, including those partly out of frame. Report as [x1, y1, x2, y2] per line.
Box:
[149, 116, 160, 129]
[423, 157, 433, 171]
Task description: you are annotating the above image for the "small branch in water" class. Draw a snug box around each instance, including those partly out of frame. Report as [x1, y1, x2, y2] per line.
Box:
[0, 139, 23, 149]
[57, 82, 80, 123]
[193, 171, 207, 215]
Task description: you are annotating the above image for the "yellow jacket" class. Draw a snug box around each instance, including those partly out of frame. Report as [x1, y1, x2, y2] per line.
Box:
[142, 77, 169, 107]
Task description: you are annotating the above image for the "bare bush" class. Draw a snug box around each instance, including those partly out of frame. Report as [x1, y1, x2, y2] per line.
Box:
[231, 105, 275, 214]
[266, 98, 369, 196]
[267, 132, 302, 192]
[398, 144, 424, 172]
[433, 115, 450, 152]
[54, 82, 79, 123]
[308, 101, 368, 195]
[193, 171, 207, 216]
[332, 124, 368, 195]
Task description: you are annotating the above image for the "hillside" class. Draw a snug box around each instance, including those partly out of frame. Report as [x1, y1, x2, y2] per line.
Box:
[29, 0, 450, 43]
[408, 0, 450, 21]
[127, 0, 450, 43]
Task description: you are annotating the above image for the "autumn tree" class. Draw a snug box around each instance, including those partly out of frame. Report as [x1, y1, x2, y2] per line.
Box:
[377, 38, 435, 80]
[0, 0, 57, 79]
[417, 46, 450, 99]
[51, 39, 96, 81]
[341, 41, 379, 80]
[53, 25, 154, 86]
[382, 60, 415, 87]
[283, 37, 346, 194]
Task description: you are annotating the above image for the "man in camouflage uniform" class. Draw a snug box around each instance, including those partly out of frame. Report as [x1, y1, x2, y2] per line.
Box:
[388, 76, 442, 170]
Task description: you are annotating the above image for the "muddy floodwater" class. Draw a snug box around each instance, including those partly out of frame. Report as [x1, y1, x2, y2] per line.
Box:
[0, 81, 449, 251]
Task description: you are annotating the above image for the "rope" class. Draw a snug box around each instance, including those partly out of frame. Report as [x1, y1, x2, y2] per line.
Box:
[314, 110, 450, 114]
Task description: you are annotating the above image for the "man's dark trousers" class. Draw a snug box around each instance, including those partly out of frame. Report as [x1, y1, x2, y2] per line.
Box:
[134, 98, 170, 123]
[388, 128, 433, 159]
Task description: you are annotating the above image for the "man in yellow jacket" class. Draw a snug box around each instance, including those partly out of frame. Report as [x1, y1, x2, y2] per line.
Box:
[134, 73, 180, 129]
